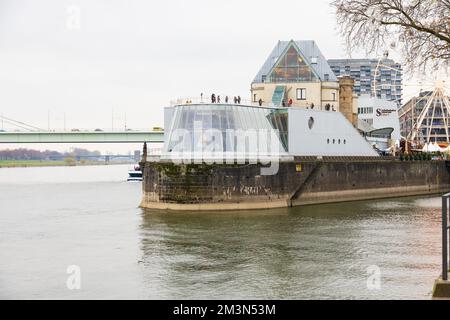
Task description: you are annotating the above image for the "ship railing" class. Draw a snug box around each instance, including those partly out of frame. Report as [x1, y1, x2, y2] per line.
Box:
[442, 193, 450, 280]
[169, 96, 275, 108]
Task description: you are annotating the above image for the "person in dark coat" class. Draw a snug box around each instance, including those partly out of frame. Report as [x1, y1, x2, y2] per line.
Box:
[258, 98, 263, 106]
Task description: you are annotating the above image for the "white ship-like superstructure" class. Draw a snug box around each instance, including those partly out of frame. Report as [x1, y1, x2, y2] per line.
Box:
[161, 103, 378, 161]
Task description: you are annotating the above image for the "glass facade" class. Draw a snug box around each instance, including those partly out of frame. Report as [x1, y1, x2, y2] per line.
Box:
[165, 104, 288, 158]
[268, 45, 318, 83]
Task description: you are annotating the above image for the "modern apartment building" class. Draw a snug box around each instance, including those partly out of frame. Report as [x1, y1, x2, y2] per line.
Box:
[328, 58, 402, 106]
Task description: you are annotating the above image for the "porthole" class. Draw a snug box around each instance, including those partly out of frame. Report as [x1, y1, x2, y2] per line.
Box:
[308, 117, 314, 129]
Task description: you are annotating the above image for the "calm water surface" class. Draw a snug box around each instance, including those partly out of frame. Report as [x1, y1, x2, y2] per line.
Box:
[0, 165, 442, 299]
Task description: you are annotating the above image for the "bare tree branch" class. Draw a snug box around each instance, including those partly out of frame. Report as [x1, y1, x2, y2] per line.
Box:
[331, 0, 450, 73]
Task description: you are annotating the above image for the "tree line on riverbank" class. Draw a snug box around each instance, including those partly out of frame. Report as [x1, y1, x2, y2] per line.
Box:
[0, 148, 101, 160]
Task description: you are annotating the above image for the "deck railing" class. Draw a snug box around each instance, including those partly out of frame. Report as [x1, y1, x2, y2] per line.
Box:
[169, 96, 265, 107]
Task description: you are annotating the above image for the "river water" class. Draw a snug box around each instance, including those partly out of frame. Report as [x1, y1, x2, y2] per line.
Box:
[0, 164, 443, 299]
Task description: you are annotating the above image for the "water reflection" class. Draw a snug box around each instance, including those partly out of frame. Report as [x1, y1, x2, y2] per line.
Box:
[139, 196, 441, 299]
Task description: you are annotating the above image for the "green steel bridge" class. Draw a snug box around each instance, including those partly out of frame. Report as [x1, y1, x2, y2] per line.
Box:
[0, 130, 165, 144]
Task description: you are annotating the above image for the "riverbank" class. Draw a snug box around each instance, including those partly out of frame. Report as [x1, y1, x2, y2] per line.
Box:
[0, 160, 130, 168]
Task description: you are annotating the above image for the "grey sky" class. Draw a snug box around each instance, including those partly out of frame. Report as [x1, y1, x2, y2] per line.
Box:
[0, 0, 420, 152]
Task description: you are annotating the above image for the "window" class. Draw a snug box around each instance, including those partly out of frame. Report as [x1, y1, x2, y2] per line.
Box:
[166, 104, 289, 154]
[296, 88, 306, 100]
[267, 44, 318, 82]
[332, 92, 336, 101]
[253, 94, 257, 102]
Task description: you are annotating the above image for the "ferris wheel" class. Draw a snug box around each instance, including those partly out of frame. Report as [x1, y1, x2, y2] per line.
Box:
[407, 79, 450, 144]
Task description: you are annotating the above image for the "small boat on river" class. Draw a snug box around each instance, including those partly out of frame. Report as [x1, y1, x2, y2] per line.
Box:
[127, 165, 142, 181]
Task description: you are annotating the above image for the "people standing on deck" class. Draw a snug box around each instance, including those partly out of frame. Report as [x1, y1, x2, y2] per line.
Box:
[234, 96, 237, 104]
[325, 103, 330, 111]
[225, 96, 229, 103]
[237, 96, 241, 104]
[288, 98, 293, 107]
[217, 95, 221, 103]
[200, 93, 203, 103]
[282, 100, 286, 107]
[258, 98, 263, 106]
[310, 103, 314, 109]
[211, 93, 216, 103]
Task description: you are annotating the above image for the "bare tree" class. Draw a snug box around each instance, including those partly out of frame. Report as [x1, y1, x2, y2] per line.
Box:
[332, 0, 450, 72]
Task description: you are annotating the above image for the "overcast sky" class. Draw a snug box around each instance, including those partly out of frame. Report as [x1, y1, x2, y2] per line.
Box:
[0, 0, 423, 152]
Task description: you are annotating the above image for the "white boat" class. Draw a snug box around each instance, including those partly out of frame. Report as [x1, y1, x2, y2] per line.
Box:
[127, 165, 142, 181]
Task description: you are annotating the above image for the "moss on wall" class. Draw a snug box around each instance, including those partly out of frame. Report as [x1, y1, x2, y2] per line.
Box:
[142, 159, 450, 207]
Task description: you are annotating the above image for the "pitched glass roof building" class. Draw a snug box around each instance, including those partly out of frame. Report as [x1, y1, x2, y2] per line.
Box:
[159, 40, 380, 161]
[251, 40, 340, 111]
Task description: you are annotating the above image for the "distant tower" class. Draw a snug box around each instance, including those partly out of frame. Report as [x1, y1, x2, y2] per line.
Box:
[142, 142, 147, 162]
[339, 76, 356, 127]
[134, 150, 141, 162]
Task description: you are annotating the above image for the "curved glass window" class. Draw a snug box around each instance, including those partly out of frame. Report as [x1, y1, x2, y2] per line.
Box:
[165, 104, 288, 159]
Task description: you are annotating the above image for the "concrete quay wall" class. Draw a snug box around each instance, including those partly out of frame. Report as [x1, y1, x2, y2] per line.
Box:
[140, 158, 450, 210]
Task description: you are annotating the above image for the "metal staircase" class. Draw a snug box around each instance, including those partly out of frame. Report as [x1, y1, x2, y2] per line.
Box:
[288, 162, 323, 206]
